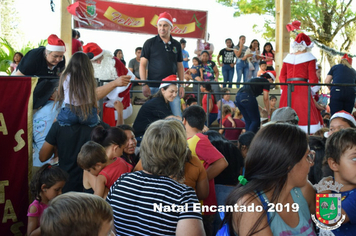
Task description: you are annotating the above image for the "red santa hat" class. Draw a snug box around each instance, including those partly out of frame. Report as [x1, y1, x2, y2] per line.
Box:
[46, 34, 66, 52]
[324, 110, 356, 138]
[341, 54, 352, 65]
[83, 43, 104, 61]
[291, 33, 314, 50]
[159, 75, 177, 89]
[264, 70, 276, 81]
[331, 110, 356, 126]
[157, 12, 175, 27]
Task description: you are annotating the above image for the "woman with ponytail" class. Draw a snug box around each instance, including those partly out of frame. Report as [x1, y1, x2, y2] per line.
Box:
[81, 126, 131, 195]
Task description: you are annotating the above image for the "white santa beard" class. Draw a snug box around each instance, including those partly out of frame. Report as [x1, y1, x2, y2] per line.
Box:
[93, 51, 118, 81]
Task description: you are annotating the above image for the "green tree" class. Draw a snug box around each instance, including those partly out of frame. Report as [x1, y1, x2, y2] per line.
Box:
[217, 0, 356, 66]
[0, 38, 47, 75]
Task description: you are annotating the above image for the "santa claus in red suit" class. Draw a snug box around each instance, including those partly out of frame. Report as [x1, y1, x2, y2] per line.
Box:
[279, 33, 323, 133]
[83, 43, 135, 126]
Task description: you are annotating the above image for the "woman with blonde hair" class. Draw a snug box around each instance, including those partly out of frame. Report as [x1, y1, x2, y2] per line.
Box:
[107, 119, 205, 236]
[325, 54, 356, 116]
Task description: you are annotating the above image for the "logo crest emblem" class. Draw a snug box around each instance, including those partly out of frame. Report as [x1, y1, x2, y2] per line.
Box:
[86, 0, 97, 17]
[311, 179, 346, 231]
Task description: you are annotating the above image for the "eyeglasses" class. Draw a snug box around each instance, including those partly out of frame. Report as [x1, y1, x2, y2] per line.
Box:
[306, 150, 315, 164]
[165, 44, 171, 52]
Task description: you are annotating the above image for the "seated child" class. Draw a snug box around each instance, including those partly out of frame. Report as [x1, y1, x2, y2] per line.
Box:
[257, 60, 267, 77]
[223, 107, 246, 143]
[325, 128, 356, 235]
[219, 104, 236, 134]
[41, 192, 115, 236]
[27, 164, 68, 236]
[185, 57, 204, 82]
[77, 141, 132, 198]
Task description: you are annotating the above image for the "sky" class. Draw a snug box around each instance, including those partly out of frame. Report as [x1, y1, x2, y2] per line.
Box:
[13, 0, 270, 61]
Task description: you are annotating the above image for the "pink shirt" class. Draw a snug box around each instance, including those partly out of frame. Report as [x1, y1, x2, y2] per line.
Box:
[27, 200, 48, 225]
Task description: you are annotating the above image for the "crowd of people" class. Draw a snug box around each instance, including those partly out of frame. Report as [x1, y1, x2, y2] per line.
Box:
[6, 9, 356, 236]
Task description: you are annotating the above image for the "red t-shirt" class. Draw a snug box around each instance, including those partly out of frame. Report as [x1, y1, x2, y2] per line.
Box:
[202, 94, 218, 114]
[224, 118, 245, 141]
[99, 157, 133, 189]
[72, 38, 82, 55]
[187, 133, 224, 215]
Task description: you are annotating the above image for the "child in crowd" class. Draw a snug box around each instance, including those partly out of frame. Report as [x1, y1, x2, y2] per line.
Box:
[27, 164, 68, 236]
[10, 52, 23, 73]
[77, 141, 131, 198]
[325, 128, 356, 235]
[223, 107, 246, 144]
[56, 52, 99, 127]
[41, 192, 114, 236]
[201, 83, 219, 126]
[182, 105, 228, 236]
[261, 42, 275, 70]
[219, 105, 236, 134]
[181, 97, 187, 111]
[257, 60, 267, 77]
[180, 38, 190, 71]
[189, 57, 204, 81]
[324, 110, 356, 138]
[269, 95, 277, 116]
[186, 97, 198, 107]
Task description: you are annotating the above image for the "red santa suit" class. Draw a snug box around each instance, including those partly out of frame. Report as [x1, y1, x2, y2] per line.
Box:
[279, 52, 323, 133]
[83, 43, 134, 126]
[101, 58, 134, 126]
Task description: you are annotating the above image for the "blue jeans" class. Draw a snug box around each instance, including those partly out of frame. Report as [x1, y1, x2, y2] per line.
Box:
[206, 112, 218, 127]
[150, 87, 182, 117]
[248, 61, 259, 79]
[222, 64, 234, 88]
[235, 59, 249, 88]
[57, 106, 99, 127]
[330, 87, 356, 116]
[235, 91, 260, 133]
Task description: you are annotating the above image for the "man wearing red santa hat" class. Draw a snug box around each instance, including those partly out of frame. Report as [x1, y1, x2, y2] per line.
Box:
[140, 11, 185, 117]
[279, 32, 323, 134]
[83, 42, 134, 126]
[14, 34, 66, 77]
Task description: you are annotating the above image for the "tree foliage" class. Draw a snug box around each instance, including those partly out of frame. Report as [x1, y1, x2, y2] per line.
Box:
[217, 0, 356, 65]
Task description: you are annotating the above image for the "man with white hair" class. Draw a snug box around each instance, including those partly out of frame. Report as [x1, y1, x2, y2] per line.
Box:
[139, 12, 184, 117]
[83, 43, 134, 126]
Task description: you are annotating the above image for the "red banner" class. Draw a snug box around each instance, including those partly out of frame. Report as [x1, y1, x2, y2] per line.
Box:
[0, 76, 38, 235]
[72, 0, 207, 39]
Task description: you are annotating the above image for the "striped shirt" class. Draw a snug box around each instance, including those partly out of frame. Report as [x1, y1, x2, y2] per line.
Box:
[106, 171, 202, 235]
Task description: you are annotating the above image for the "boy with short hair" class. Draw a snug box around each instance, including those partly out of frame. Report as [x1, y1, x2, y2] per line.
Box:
[41, 192, 114, 236]
[77, 141, 131, 198]
[325, 128, 356, 235]
[269, 95, 277, 116]
[257, 60, 267, 77]
[180, 38, 190, 71]
[182, 105, 228, 236]
[186, 97, 198, 107]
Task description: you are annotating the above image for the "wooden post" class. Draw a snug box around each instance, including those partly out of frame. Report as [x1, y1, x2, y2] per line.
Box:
[60, 0, 72, 65]
[275, 0, 290, 83]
